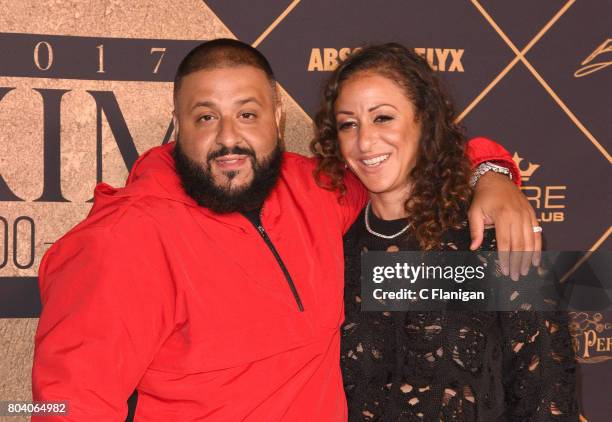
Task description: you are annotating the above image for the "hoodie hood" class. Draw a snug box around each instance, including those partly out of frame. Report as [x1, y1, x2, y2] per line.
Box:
[89, 142, 197, 216]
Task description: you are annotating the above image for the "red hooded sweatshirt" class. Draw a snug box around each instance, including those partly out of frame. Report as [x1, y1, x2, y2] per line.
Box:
[32, 138, 518, 421]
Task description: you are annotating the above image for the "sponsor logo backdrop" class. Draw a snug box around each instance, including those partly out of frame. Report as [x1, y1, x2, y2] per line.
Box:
[0, 1, 610, 420]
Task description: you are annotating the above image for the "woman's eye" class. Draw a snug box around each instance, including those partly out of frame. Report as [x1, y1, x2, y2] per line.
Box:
[240, 112, 256, 119]
[338, 121, 356, 130]
[374, 115, 393, 123]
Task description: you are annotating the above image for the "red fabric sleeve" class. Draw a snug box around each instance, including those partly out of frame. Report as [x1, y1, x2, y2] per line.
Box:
[339, 170, 368, 234]
[466, 137, 521, 186]
[305, 155, 367, 235]
[32, 225, 176, 421]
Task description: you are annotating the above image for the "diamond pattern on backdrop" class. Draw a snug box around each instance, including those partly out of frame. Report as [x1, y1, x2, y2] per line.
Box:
[479, 0, 569, 49]
[527, 0, 611, 156]
[463, 64, 612, 250]
[250, 0, 517, 117]
[203, 0, 295, 46]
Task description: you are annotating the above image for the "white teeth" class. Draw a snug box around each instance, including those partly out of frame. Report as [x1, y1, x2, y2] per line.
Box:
[362, 154, 389, 166]
[217, 158, 240, 164]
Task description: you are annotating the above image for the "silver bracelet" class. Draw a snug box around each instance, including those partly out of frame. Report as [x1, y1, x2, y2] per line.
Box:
[470, 161, 512, 188]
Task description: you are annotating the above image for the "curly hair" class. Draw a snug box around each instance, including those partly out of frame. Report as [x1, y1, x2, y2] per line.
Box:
[310, 43, 473, 250]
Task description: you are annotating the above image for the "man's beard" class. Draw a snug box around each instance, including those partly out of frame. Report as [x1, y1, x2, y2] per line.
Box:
[173, 137, 283, 214]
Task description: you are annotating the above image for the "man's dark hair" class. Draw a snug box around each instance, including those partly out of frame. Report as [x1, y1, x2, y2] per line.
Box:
[173, 38, 277, 102]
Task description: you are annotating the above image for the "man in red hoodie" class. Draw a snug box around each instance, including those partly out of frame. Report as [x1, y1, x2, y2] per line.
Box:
[32, 39, 537, 421]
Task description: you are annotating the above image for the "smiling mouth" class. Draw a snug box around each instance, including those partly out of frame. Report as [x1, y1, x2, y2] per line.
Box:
[361, 154, 390, 167]
[214, 154, 249, 170]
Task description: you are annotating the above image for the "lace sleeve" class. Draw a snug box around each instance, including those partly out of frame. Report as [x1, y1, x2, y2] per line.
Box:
[479, 231, 580, 421]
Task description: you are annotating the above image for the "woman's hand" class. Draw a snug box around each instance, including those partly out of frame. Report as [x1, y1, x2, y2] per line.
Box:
[468, 172, 541, 281]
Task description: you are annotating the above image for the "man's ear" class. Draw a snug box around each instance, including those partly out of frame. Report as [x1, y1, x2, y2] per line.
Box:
[274, 92, 283, 140]
[274, 104, 282, 131]
[172, 111, 179, 140]
[273, 83, 283, 125]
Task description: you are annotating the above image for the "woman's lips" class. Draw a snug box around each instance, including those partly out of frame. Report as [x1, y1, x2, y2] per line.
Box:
[357, 153, 391, 171]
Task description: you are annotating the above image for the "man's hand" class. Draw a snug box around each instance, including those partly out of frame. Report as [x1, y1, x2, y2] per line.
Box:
[468, 172, 541, 280]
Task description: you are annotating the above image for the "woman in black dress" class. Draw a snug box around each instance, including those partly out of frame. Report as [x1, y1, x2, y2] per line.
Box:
[311, 43, 578, 421]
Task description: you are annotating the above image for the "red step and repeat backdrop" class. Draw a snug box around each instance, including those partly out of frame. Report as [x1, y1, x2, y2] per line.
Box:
[0, 0, 610, 420]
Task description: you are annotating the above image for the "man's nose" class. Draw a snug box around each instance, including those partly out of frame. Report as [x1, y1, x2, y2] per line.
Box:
[215, 119, 240, 148]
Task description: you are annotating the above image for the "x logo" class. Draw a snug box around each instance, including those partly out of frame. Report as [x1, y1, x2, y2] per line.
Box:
[463, 1, 610, 279]
[460, 0, 610, 166]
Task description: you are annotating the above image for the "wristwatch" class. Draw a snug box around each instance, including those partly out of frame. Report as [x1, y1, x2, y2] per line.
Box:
[470, 161, 512, 188]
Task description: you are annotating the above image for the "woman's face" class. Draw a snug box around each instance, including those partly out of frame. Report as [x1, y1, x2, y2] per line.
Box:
[334, 72, 421, 196]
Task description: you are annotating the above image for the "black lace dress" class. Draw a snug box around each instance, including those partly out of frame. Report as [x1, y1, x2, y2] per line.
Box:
[341, 207, 579, 421]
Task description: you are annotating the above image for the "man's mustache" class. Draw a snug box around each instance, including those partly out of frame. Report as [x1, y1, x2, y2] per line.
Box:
[207, 146, 256, 162]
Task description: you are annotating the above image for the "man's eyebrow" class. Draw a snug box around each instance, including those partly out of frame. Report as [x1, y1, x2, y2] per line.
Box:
[235, 97, 262, 107]
[190, 97, 262, 111]
[191, 101, 216, 111]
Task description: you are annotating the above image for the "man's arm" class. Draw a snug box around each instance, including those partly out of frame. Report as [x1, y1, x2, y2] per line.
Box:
[465, 137, 540, 280]
[466, 136, 521, 183]
[32, 227, 176, 421]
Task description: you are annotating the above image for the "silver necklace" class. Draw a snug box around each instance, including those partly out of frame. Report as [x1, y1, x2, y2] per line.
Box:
[364, 201, 411, 239]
